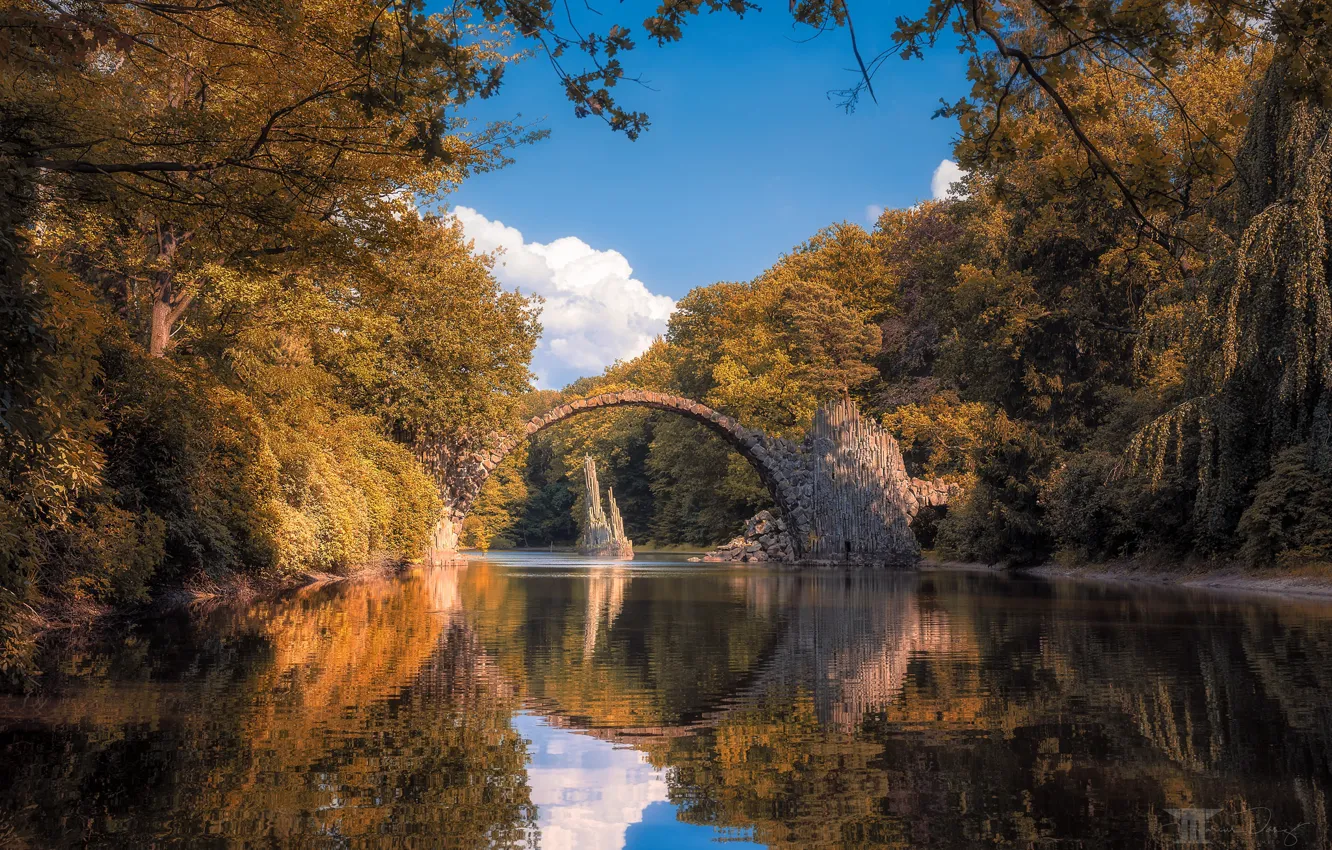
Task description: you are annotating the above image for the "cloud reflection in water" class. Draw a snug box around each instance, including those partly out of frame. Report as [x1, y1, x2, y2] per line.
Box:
[514, 712, 761, 850]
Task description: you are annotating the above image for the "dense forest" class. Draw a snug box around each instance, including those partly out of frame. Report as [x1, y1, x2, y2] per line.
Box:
[3, 0, 1332, 681]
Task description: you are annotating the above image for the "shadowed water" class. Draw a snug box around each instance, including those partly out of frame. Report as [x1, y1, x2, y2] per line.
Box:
[2, 552, 1331, 848]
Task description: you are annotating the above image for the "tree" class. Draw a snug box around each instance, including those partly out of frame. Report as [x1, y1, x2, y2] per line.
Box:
[0, 2, 558, 675]
[3, 0, 537, 355]
[759, 3, 1323, 251]
[762, 223, 895, 318]
[462, 444, 531, 551]
[669, 278, 880, 437]
[313, 215, 541, 443]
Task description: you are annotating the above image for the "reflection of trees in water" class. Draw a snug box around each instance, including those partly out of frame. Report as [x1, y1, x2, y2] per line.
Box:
[535, 570, 959, 735]
[3, 565, 1332, 849]
[642, 571, 965, 848]
[457, 563, 791, 731]
[734, 571, 957, 732]
[983, 580, 1332, 781]
[1014, 583, 1332, 847]
[463, 567, 948, 737]
[648, 573, 1332, 849]
[0, 565, 537, 849]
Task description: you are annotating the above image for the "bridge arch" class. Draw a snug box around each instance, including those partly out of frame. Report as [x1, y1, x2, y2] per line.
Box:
[440, 391, 804, 546]
[429, 392, 943, 564]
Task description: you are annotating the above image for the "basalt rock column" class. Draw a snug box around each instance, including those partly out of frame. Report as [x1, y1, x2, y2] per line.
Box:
[805, 396, 920, 565]
[577, 456, 634, 560]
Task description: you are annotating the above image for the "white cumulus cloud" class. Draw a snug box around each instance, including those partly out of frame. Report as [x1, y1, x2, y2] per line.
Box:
[451, 207, 676, 389]
[931, 159, 966, 200]
[864, 204, 885, 224]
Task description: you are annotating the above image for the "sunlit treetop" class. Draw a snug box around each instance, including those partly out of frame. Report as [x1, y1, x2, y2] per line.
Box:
[3, 0, 538, 207]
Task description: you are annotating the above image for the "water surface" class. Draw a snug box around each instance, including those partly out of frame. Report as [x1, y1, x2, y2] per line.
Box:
[2, 553, 1331, 848]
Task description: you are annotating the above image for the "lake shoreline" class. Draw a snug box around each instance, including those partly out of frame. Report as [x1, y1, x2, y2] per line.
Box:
[27, 552, 446, 655]
[29, 551, 1332, 645]
[998, 559, 1332, 601]
[141, 554, 1332, 610]
[149, 558, 403, 612]
[476, 549, 1332, 603]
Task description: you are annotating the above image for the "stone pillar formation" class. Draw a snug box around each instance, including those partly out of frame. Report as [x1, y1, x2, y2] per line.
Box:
[804, 395, 920, 564]
[577, 456, 634, 560]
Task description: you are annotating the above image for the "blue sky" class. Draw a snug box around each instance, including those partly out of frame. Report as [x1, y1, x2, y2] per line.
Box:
[439, 2, 971, 387]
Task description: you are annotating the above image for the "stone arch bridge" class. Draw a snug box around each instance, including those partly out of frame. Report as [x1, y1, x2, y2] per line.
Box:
[421, 391, 954, 565]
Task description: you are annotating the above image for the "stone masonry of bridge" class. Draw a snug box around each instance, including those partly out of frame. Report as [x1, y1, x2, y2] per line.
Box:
[421, 391, 955, 566]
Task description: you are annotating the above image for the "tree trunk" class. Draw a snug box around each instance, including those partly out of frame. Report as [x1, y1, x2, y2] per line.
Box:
[147, 228, 192, 357]
[149, 281, 172, 357]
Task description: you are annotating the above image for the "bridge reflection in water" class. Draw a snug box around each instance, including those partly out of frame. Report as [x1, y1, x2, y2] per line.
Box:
[2, 554, 1331, 849]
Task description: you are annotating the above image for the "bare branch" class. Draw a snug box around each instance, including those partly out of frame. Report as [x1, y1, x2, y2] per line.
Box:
[842, 2, 877, 105]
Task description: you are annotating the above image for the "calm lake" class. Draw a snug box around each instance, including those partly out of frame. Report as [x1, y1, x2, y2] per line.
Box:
[2, 553, 1331, 848]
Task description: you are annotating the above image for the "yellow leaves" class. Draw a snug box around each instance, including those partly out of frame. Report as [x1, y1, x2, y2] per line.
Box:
[10, 0, 540, 351]
[462, 444, 529, 551]
[3, 257, 108, 523]
[882, 396, 992, 479]
[950, 264, 1045, 356]
[265, 405, 442, 572]
[669, 277, 879, 437]
[706, 351, 813, 435]
[964, 36, 1265, 251]
[308, 214, 539, 441]
[55, 502, 165, 605]
[765, 223, 896, 317]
